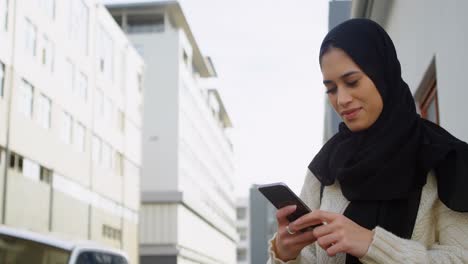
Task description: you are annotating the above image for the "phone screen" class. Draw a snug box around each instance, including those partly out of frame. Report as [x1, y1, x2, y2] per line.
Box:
[258, 183, 311, 222]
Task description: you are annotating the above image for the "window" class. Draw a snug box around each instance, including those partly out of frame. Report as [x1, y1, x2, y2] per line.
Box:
[23, 158, 40, 182]
[0, 62, 4, 97]
[236, 207, 247, 220]
[8, 152, 23, 173]
[41, 35, 54, 71]
[182, 50, 189, 67]
[127, 13, 165, 34]
[94, 89, 104, 118]
[237, 248, 247, 262]
[419, 79, 439, 124]
[237, 227, 247, 241]
[60, 111, 72, 144]
[137, 73, 143, 93]
[102, 143, 111, 169]
[117, 110, 125, 133]
[1, 0, 8, 31]
[64, 60, 74, 93]
[76, 71, 87, 101]
[97, 25, 113, 80]
[68, 0, 88, 54]
[76, 251, 127, 264]
[0, 233, 71, 264]
[40, 166, 53, 184]
[103, 97, 112, 123]
[74, 122, 85, 152]
[92, 135, 101, 163]
[102, 225, 122, 241]
[114, 152, 123, 176]
[111, 14, 122, 27]
[37, 94, 51, 129]
[39, 0, 55, 19]
[18, 79, 34, 118]
[24, 18, 37, 58]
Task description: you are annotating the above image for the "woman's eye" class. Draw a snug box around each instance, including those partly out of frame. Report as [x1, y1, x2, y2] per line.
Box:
[347, 80, 358, 87]
[326, 87, 337, 94]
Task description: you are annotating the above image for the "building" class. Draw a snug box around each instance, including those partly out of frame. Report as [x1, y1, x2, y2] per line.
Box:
[104, 1, 238, 263]
[351, 0, 468, 142]
[249, 185, 277, 264]
[0, 0, 143, 263]
[323, 0, 351, 141]
[236, 197, 250, 264]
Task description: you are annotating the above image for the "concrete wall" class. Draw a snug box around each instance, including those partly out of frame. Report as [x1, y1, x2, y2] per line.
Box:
[129, 31, 180, 192]
[369, 0, 468, 141]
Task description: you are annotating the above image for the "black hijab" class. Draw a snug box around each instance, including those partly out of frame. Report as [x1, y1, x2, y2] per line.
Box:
[308, 18, 468, 263]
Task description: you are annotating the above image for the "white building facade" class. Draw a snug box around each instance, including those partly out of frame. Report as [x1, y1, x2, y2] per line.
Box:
[352, 0, 468, 142]
[0, 0, 144, 263]
[105, 1, 237, 264]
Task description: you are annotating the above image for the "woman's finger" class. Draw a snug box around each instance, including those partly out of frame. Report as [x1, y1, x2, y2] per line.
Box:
[288, 229, 317, 246]
[316, 232, 339, 250]
[326, 241, 346, 257]
[290, 209, 335, 231]
[312, 220, 336, 238]
[276, 205, 297, 226]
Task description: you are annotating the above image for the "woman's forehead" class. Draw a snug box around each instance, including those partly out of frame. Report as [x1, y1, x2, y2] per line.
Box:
[321, 48, 362, 79]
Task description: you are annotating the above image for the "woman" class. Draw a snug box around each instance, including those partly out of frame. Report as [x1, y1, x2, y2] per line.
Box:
[268, 18, 468, 264]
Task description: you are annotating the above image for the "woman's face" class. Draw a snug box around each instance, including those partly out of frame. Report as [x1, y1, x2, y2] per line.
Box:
[321, 47, 383, 132]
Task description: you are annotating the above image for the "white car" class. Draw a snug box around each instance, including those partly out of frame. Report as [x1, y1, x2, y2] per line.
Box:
[0, 225, 130, 264]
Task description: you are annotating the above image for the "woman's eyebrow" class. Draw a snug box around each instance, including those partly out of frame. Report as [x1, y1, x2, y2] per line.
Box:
[323, 70, 360, 85]
[340, 70, 360, 78]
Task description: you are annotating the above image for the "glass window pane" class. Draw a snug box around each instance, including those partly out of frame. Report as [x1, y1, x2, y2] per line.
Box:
[74, 122, 85, 152]
[38, 94, 51, 129]
[24, 19, 37, 58]
[61, 111, 72, 144]
[64, 60, 74, 92]
[92, 135, 101, 162]
[0, 233, 71, 264]
[426, 97, 437, 123]
[0, 62, 4, 97]
[18, 80, 33, 118]
[76, 251, 127, 264]
[1, 0, 8, 31]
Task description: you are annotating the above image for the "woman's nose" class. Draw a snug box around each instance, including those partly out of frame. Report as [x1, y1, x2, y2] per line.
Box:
[337, 87, 353, 107]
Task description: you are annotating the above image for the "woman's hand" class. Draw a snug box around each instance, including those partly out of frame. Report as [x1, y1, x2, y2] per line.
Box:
[273, 205, 321, 261]
[289, 210, 374, 258]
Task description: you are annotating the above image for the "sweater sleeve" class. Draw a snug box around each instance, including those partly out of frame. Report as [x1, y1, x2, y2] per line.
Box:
[267, 170, 322, 264]
[359, 200, 468, 264]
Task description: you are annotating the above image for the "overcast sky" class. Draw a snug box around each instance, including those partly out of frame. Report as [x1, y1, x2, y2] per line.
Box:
[178, 0, 330, 196]
[104, 0, 330, 197]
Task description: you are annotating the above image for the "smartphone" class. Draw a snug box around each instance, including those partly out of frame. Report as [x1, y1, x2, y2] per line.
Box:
[257, 182, 321, 231]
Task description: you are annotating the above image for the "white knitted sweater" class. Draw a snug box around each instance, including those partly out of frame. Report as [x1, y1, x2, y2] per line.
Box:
[267, 170, 468, 264]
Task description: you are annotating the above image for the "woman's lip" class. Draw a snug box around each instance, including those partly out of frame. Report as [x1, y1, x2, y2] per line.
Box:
[341, 108, 361, 120]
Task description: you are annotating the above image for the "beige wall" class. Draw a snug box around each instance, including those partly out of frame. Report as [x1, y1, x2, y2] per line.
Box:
[90, 208, 124, 250]
[123, 220, 139, 264]
[5, 174, 50, 232]
[52, 190, 89, 240]
[0, 0, 142, 263]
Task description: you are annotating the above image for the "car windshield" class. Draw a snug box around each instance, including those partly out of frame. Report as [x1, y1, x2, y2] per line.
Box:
[76, 251, 128, 264]
[0, 233, 71, 264]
